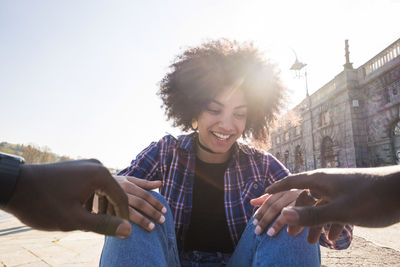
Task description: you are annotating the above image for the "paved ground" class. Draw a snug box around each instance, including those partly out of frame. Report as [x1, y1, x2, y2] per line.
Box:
[0, 215, 102, 267]
[1, 211, 400, 266]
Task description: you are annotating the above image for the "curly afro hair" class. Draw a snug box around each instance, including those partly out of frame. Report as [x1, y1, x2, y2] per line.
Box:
[158, 39, 287, 141]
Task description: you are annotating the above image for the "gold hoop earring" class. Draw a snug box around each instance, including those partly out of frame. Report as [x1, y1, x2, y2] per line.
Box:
[191, 119, 198, 130]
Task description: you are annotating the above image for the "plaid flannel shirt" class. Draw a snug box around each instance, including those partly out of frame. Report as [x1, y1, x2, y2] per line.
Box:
[119, 133, 352, 251]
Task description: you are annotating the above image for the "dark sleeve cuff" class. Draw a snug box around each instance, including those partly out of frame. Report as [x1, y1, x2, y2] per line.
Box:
[0, 172, 19, 205]
[0, 153, 23, 205]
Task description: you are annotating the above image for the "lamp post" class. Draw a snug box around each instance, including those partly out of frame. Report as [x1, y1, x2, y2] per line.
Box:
[290, 51, 309, 97]
[290, 53, 316, 170]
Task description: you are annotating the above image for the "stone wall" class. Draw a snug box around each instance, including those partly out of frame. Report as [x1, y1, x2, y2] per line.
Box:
[270, 38, 400, 172]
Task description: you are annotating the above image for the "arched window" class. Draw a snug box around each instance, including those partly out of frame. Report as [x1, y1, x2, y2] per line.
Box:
[321, 137, 335, 168]
[392, 121, 400, 164]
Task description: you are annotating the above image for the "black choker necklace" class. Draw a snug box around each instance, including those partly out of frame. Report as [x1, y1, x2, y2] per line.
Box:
[197, 139, 219, 154]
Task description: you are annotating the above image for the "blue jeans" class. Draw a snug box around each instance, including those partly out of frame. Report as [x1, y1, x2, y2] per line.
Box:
[100, 192, 320, 267]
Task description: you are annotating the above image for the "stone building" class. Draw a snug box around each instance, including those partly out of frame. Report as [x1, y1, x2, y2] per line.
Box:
[269, 38, 400, 173]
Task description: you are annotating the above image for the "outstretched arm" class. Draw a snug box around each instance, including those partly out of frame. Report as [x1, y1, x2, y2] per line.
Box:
[3, 159, 131, 238]
[265, 166, 400, 228]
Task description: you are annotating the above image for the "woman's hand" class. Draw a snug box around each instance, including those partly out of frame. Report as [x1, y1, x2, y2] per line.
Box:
[250, 189, 303, 236]
[101, 176, 167, 232]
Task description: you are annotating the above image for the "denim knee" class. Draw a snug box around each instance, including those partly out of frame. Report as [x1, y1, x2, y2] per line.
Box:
[228, 216, 320, 267]
[253, 226, 320, 267]
[100, 190, 179, 267]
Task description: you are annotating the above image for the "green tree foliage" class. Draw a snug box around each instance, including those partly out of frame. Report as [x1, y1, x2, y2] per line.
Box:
[59, 155, 72, 162]
[0, 142, 72, 163]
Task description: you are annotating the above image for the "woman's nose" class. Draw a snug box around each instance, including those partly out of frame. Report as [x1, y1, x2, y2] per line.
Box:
[217, 114, 234, 131]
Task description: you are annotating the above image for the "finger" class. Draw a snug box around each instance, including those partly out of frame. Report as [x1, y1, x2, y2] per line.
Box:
[266, 173, 321, 195]
[281, 201, 339, 227]
[97, 174, 130, 221]
[281, 207, 300, 225]
[75, 208, 132, 238]
[287, 224, 304, 236]
[254, 193, 289, 235]
[263, 191, 309, 236]
[126, 184, 167, 214]
[328, 223, 345, 241]
[254, 192, 285, 223]
[295, 190, 317, 207]
[124, 176, 162, 190]
[128, 195, 165, 224]
[264, 214, 287, 237]
[250, 193, 271, 207]
[283, 189, 318, 233]
[128, 207, 156, 231]
[307, 225, 323, 244]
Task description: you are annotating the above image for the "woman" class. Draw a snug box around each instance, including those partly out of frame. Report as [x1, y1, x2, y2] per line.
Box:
[100, 39, 352, 266]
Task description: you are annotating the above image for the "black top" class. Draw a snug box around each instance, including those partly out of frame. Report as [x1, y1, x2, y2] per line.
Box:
[184, 157, 234, 253]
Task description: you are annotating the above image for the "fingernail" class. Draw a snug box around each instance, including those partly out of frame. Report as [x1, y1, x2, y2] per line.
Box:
[148, 222, 155, 230]
[161, 207, 167, 214]
[254, 225, 262, 235]
[159, 215, 165, 224]
[253, 219, 258, 226]
[282, 207, 300, 223]
[116, 220, 131, 238]
[267, 228, 275, 237]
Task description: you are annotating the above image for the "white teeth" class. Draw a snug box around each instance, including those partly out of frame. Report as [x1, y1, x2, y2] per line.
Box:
[212, 132, 230, 140]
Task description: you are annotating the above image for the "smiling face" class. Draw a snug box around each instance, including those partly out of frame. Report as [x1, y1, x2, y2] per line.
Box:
[196, 87, 248, 163]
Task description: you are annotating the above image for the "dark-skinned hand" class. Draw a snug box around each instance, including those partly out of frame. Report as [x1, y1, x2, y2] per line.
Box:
[4, 159, 131, 238]
[250, 189, 303, 236]
[285, 190, 345, 244]
[98, 176, 167, 232]
[265, 167, 400, 234]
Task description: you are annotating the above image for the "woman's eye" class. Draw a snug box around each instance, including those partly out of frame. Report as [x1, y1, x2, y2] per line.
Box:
[207, 108, 220, 114]
[234, 113, 247, 119]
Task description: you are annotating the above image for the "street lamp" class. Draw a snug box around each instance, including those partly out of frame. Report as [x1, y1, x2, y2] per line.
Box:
[290, 51, 309, 97]
[290, 51, 316, 170]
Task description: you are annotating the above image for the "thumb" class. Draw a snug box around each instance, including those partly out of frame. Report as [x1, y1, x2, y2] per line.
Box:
[76, 209, 132, 238]
[250, 193, 270, 207]
[126, 176, 162, 190]
[281, 205, 334, 227]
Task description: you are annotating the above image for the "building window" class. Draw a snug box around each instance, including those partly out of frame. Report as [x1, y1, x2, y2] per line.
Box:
[284, 150, 289, 167]
[320, 111, 330, 126]
[392, 121, 400, 164]
[295, 125, 301, 136]
[321, 136, 335, 168]
[387, 80, 400, 103]
[276, 152, 281, 162]
[284, 131, 289, 142]
[394, 121, 400, 136]
[276, 136, 281, 144]
[295, 145, 304, 172]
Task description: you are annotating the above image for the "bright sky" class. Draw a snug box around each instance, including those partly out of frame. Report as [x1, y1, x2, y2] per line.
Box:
[1, 0, 399, 169]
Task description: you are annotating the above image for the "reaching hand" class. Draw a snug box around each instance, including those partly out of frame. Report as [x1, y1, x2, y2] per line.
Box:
[265, 167, 400, 228]
[285, 190, 345, 244]
[4, 159, 131, 238]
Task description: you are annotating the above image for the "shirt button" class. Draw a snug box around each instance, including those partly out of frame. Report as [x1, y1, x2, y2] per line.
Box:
[253, 184, 259, 189]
